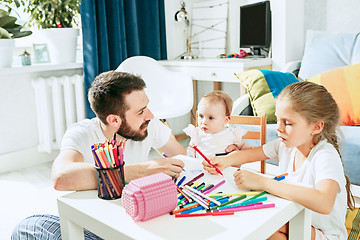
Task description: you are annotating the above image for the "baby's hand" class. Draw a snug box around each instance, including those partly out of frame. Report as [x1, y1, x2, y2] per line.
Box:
[225, 144, 240, 153]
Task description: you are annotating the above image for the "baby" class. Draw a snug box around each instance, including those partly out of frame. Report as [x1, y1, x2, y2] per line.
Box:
[184, 90, 252, 159]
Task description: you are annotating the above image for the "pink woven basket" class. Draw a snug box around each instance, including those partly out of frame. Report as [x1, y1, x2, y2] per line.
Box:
[122, 172, 177, 221]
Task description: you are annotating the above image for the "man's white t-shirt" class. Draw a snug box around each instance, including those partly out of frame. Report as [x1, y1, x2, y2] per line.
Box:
[263, 138, 347, 240]
[61, 118, 171, 164]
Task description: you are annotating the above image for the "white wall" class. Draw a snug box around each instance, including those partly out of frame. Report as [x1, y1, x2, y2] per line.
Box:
[0, 67, 82, 172]
[165, 0, 305, 70]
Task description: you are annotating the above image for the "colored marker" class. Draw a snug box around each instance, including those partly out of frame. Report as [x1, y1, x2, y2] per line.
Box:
[202, 180, 226, 195]
[184, 172, 204, 186]
[180, 197, 229, 214]
[201, 184, 213, 193]
[193, 145, 223, 176]
[175, 211, 234, 218]
[216, 203, 275, 213]
[274, 173, 288, 179]
[177, 176, 186, 186]
[207, 191, 260, 197]
[209, 194, 247, 210]
[181, 188, 210, 209]
[218, 196, 268, 210]
[215, 152, 229, 156]
[184, 185, 222, 206]
[175, 185, 192, 203]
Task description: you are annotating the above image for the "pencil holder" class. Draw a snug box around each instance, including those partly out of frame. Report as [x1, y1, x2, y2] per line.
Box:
[122, 172, 177, 221]
[95, 164, 125, 200]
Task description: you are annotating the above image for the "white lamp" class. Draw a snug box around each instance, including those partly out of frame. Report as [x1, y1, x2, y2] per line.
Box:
[174, 1, 197, 60]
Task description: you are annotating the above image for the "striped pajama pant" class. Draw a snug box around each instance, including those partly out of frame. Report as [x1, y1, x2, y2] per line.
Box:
[11, 214, 103, 240]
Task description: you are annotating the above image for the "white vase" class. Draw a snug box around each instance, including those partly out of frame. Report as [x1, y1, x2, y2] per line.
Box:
[43, 28, 79, 64]
[0, 39, 15, 67]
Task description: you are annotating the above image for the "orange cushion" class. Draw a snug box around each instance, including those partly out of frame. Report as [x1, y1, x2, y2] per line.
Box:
[307, 63, 360, 126]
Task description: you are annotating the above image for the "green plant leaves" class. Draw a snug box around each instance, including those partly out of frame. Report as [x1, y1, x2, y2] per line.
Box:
[25, 0, 80, 28]
[0, 27, 11, 39]
[0, 9, 32, 38]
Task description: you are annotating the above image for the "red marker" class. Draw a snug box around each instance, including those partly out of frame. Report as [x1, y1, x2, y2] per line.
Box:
[193, 146, 223, 176]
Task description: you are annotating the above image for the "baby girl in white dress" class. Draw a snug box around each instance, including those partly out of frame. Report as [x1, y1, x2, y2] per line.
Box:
[184, 90, 253, 159]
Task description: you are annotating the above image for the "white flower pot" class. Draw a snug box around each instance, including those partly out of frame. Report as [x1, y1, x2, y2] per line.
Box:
[43, 28, 79, 64]
[0, 39, 15, 67]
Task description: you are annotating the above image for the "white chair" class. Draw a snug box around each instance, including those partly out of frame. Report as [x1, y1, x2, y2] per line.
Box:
[116, 56, 193, 125]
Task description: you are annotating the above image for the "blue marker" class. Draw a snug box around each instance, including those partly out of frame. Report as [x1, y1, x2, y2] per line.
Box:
[177, 176, 186, 186]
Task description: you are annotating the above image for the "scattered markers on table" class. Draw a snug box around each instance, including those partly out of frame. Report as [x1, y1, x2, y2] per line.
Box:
[172, 173, 288, 217]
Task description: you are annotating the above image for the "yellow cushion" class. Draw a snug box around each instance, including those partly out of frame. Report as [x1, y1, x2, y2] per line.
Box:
[346, 207, 360, 239]
[307, 63, 360, 126]
[235, 69, 298, 123]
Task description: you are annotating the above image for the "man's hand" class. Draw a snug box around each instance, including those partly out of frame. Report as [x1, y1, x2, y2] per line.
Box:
[148, 158, 184, 178]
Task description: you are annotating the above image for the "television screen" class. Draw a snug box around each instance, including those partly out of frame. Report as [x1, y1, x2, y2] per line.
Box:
[240, 1, 271, 57]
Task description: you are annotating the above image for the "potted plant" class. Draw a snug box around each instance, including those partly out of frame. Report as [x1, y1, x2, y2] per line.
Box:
[0, 7, 32, 67]
[22, 0, 81, 64]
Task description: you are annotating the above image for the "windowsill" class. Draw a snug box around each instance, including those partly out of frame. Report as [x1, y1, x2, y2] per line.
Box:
[0, 60, 83, 76]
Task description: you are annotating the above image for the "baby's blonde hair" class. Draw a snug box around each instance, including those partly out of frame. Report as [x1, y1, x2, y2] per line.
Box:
[278, 81, 354, 210]
[200, 90, 233, 117]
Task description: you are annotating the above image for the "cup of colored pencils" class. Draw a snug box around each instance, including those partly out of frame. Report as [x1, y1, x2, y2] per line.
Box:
[91, 138, 126, 200]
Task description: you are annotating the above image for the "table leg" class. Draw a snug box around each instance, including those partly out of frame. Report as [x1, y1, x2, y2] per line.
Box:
[191, 80, 197, 125]
[213, 81, 222, 90]
[59, 213, 85, 240]
[288, 208, 311, 240]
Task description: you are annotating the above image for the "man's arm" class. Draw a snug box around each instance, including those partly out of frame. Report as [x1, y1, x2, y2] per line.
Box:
[157, 135, 187, 157]
[52, 138, 186, 190]
[121, 135, 187, 181]
[52, 149, 97, 191]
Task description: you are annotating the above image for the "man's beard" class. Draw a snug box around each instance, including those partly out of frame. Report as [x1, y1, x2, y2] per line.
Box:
[116, 119, 150, 141]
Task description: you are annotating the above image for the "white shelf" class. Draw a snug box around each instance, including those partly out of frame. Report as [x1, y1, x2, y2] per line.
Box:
[0, 62, 83, 76]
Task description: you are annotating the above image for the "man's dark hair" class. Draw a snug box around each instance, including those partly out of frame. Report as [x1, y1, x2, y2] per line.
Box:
[88, 71, 146, 124]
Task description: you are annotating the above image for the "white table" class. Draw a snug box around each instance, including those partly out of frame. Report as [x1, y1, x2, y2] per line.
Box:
[159, 58, 272, 125]
[58, 156, 311, 240]
[159, 58, 272, 84]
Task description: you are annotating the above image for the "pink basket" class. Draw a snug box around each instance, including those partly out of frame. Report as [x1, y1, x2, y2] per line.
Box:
[122, 172, 177, 221]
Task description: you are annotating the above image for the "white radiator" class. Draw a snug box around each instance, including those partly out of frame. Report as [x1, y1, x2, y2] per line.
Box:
[32, 74, 85, 153]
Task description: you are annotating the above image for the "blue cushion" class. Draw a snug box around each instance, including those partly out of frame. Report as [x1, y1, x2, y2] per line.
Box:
[298, 30, 360, 80]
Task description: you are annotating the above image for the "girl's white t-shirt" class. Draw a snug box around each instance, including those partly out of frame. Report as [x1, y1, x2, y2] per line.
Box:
[263, 138, 347, 240]
[61, 118, 171, 164]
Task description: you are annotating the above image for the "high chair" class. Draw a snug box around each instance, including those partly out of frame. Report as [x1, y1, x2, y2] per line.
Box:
[116, 56, 193, 140]
[229, 113, 267, 174]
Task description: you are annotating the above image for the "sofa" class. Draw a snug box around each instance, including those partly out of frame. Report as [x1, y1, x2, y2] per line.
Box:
[232, 30, 360, 187]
